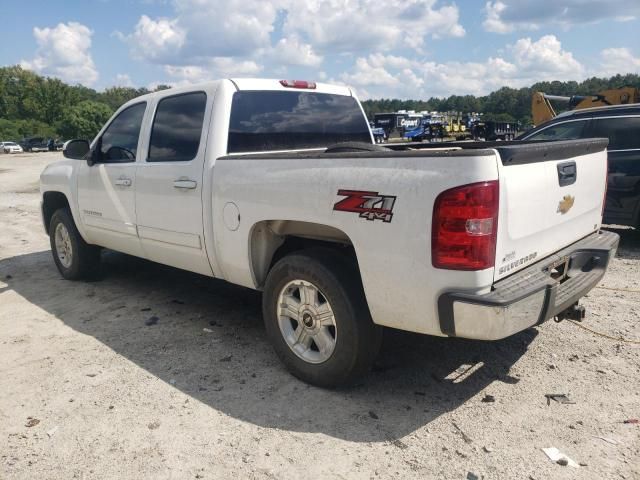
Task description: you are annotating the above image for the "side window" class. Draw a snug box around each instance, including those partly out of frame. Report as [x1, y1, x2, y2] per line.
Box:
[589, 117, 640, 150]
[526, 120, 587, 141]
[100, 102, 146, 163]
[148, 92, 207, 162]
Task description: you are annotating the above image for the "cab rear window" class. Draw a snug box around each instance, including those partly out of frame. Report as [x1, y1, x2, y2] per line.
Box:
[227, 91, 371, 154]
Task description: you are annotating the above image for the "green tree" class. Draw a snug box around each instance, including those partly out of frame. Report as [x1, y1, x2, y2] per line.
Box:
[58, 101, 113, 140]
[0, 118, 56, 140]
[101, 87, 145, 110]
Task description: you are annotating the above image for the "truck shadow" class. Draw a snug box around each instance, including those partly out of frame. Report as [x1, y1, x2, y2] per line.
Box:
[2, 250, 537, 443]
[603, 226, 640, 260]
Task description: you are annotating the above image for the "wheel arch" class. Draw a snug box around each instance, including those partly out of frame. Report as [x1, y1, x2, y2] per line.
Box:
[248, 220, 361, 288]
[42, 191, 71, 235]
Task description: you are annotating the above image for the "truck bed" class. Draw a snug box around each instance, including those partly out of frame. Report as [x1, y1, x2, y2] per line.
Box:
[215, 138, 609, 336]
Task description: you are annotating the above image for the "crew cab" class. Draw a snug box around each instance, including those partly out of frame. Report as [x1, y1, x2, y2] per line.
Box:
[40, 79, 619, 387]
[519, 104, 640, 229]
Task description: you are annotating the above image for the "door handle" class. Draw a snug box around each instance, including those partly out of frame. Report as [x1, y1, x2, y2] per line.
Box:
[173, 179, 197, 189]
[115, 177, 132, 187]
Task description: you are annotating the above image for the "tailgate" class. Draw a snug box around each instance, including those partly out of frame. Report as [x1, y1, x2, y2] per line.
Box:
[493, 139, 609, 281]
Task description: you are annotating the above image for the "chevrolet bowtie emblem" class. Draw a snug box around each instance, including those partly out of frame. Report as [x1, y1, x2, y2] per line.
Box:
[557, 195, 575, 214]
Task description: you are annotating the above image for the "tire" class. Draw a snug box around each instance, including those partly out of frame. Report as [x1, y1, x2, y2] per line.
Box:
[49, 208, 101, 280]
[262, 248, 382, 387]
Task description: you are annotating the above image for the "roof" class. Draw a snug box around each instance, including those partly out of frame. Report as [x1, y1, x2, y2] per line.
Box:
[120, 78, 354, 111]
[555, 102, 640, 119]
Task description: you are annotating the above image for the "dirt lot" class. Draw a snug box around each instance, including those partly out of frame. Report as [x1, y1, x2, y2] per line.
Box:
[1, 152, 639, 480]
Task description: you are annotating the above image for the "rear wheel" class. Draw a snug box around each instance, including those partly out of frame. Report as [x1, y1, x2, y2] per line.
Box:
[49, 208, 101, 280]
[262, 249, 382, 387]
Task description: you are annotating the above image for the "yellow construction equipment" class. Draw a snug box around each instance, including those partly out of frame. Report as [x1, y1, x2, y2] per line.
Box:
[531, 86, 640, 126]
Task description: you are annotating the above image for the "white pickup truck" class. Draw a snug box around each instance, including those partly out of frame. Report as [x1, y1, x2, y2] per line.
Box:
[40, 79, 619, 387]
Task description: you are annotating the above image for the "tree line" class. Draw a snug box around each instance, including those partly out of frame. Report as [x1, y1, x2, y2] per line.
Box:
[361, 74, 640, 125]
[0, 65, 639, 141]
[0, 66, 169, 141]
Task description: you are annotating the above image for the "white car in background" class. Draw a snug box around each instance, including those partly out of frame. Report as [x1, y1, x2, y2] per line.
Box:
[1, 141, 24, 154]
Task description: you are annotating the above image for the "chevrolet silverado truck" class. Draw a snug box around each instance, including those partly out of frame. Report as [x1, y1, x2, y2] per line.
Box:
[40, 79, 619, 387]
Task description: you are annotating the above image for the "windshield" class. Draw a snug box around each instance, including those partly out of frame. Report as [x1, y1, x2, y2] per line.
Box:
[228, 91, 371, 153]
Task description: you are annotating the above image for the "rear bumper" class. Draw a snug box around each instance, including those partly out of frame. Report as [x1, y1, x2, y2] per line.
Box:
[437, 230, 619, 340]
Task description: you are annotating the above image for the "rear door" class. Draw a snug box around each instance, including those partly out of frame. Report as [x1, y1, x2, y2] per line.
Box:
[493, 137, 608, 281]
[134, 90, 213, 276]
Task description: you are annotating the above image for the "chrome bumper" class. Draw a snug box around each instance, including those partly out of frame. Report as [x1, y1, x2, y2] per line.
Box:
[437, 230, 619, 340]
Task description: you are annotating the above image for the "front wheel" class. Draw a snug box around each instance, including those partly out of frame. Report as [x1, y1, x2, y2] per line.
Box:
[49, 208, 101, 280]
[262, 249, 382, 387]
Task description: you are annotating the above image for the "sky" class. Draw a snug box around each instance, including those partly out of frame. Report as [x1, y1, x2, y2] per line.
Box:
[1, 0, 639, 99]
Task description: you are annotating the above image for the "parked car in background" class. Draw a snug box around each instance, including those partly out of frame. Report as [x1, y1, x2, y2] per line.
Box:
[20, 137, 49, 152]
[1, 141, 24, 154]
[31, 141, 49, 152]
[519, 104, 640, 229]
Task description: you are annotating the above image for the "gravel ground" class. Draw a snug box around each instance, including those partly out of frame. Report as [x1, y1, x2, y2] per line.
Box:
[1, 152, 639, 480]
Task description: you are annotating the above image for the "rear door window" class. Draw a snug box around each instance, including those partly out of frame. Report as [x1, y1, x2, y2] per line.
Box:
[526, 120, 588, 141]
[588, 116, 640, 150]
[148, 92, 207, 162]
[227, 91, 371, 153]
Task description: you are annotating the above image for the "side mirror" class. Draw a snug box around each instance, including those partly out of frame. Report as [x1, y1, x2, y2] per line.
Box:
[63, 139, 90, 160]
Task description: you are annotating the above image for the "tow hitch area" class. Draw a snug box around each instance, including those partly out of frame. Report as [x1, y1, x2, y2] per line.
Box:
[555, 303, 586, 322]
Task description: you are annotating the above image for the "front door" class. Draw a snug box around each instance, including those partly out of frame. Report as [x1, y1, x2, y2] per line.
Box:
[134, 90, 213, 275]
[77, 102, 147, 257]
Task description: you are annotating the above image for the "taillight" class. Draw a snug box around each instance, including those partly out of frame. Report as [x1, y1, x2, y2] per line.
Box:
[432, 180, 499, 270]
[279, 80, 317, 89]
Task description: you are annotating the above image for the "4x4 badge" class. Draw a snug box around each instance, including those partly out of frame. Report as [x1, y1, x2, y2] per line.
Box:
[333, 189, 396, 223]
[557, 195, 575, 214]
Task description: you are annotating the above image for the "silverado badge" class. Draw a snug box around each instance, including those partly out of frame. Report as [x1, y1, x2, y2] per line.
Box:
[557, 195, 575, 215]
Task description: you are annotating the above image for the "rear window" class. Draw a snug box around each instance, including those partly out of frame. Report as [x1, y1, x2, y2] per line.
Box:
[227, 91, 371, 154]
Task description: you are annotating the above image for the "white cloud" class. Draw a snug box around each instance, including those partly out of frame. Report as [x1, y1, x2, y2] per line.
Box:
[284, 0, 465, 53]
[21, 22, 98, 85]
[341, 35, 584, 98]
[342, 57, 402, 87]
[120, 0, 464, 78]
[270, 36, 323, 67]
[123, 0, 282, 63]
[163, 58, 263, 85]
[510, 35, 583, 79]
[125, 15, 185, 63]
[598, 48, 640, 77]
[482, 0, 640, 33]
[114, 73, 135, 87]
[483, 1, 513, 33]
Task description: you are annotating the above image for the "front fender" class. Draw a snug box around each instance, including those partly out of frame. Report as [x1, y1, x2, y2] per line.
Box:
[40, 160, 89, 241]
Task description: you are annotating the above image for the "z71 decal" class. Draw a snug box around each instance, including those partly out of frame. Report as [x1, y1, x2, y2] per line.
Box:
[333, 189, 397, 223]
